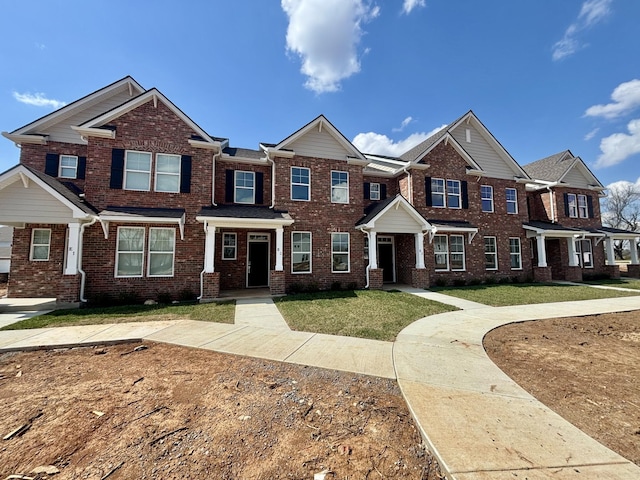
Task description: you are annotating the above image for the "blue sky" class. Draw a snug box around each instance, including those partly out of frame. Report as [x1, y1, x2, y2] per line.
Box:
[1, 0, 639, 190]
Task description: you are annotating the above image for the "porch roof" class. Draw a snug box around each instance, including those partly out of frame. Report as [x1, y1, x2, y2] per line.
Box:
[196, 205, 294, 229]
[523, 221, 603, 238]
[597, 226, 639, 240]
[99, 206, 186, 239]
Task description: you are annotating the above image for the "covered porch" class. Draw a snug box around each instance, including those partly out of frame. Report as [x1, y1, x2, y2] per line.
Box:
[598, 227, 640, 278]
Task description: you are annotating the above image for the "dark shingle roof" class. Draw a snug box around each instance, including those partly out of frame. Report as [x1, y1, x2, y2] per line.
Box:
[428, 219, 477, 229]
[522, 151, 573, 182]
[523, 221, 585, 233]
[101, 206, 185, 218]
[222, 147, 264, 160]
[198, 205, 292, 220]
[399, 111, 469, 162]
[599, 226, 639, 235]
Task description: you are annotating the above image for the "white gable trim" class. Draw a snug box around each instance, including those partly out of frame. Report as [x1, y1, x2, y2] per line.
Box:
[558, 157, 604, 190]
[414, 133, 483, 171]
[1, 132, 48, 145]
[357, 195, 431, 232]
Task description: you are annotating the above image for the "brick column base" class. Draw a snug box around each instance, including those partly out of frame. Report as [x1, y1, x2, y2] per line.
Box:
[533, 266, 552, 283]
[270, 270, 285, 296]
[368, 268, 383, 290]
[58, 274, 81, 304]
[627, 264, 640, 278]
[201, 272, 221, 301]
[411, 268, 429, 289]
[604, 265, 621, 279]
[564, 266, 583, 282]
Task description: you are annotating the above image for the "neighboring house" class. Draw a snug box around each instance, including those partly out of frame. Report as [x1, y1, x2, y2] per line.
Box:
[0, 225, 12, 278]
[0, 77, 638, 303]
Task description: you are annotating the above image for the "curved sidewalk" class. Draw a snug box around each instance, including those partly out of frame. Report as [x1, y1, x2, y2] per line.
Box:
[393, 295, 640, 479]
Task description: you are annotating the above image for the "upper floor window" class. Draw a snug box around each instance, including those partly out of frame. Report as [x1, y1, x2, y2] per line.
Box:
[155, 154, 181, 193]
[59, 155, 78, 179]
[577, 194, 588, 218]
[509, 237, 522, 270]
[447, 180, 461, 209]
[30, 228, 51, 261]
[506, 188, 518, 214]
[370, 183, 380, 201]
[431, 178, 445, 207]
[331, 171, 349, 203]
[234, 171, 255, 204]
[124, 151, 152, 191]
[331, 233, 350, 273]
[291, 167, 310, 201]
[566, 193, 577, 218]
[484, 236, 498, 270]
[481, 185, 494, 212]
[222, 233, 237, 260]
[292, 232, 312, 273]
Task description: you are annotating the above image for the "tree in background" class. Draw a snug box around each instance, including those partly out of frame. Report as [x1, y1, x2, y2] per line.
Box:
[602, 182, 640, 259]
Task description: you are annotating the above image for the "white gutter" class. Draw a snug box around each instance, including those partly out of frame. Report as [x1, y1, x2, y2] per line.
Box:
[263, 150, 276, 209]
[78, 216, 98, 303]
[356, 226, 372, 288]
[547, 186, 556, 223]
[197, 220, 209, 301]
[402, 166, 413, 204]
[212, 148, 221, 206]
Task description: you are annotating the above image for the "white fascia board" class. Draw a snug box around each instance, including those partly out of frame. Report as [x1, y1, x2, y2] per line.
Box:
[363, 197, 430, 231]
[265, 147, 295, 159]
[347, 157, 370, 166]
[188, 139, 222, 150]
[71, 126, 115, 139]
[523, 225, 585, 238]
[99, 212, 186, 240]
[418, 133, 483, 171]
[195, 216, 295, 229]
[220, 154, 268, 166]
[2, 132, 48, 145]
[363, 170, 396, 178]
[600, 230, 638, 240]
[558, 158, 604, 190]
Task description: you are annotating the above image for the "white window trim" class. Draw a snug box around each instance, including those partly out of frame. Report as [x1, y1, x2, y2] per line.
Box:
[434, 234, 449, 271]
[115, 226, 145, 278]
[576, 239, 594, 268]
[222, 232, 237, 260]
[147, 227, 176, 277]
[154, 153, 181, 193]
[447, 179, 462, 210]
[450, 234, 466, 271]
[481, 185, 494, 213]
[484, 236, 498, 271]
[59, 155, 78, 179]
[577, 194, 588, 218]
[431, 178, 446, 208]
[124, 150, 152, 191]
[331, 170, 349, 204]
[30, 228, 51, 261]
[234, 170, 256, 204]
[506, 188, 518, 214]
[370, 182, 380, 201]
[292, 231, 312, 274]
[291, 166, 311, 202]
[509, 237, 522, 270]
[567, 193, 578, 218]
[331, 232, 350, 273]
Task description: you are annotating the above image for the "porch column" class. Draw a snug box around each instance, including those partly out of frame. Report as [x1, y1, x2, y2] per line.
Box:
[275, 227, 284, 271]
[64, 223, 81, 275]
[204, 223, 216, 273]
[414, 232, 425, 269]
[604, 238, 616, 266]
[567, 237, 578, 267]
[536, 235, 547, 267]
[368, 231, 378, 269]
[629, 238, 639, 264]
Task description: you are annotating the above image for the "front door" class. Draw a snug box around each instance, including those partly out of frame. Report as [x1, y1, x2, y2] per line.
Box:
[378, 236, 395, 283]
[247, 234, 270, 287]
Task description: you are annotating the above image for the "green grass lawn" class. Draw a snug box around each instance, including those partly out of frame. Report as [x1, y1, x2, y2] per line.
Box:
[431, 282, 640, 307]
[583, 277, 640, 290]
[274, 289, 457, 341]
[0, 301, 236, 331]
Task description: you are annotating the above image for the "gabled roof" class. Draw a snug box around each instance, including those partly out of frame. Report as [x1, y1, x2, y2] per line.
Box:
[356, 194, 430, 231]
[3, 76, 144, 142]
[270, 115, 367, 162]
[523, 151, 604, 189]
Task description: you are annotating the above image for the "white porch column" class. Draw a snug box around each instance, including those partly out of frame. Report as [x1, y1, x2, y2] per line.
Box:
[64, 223, 81, 275]
[415, 232, 425, 269]
[204, 223, 216, 273]
[604, 238, 616, 266]
[629, 239, 639, 264]
[368, 231, 378, 269]
[567, 237, 578, 267]
[536, 235, 547, 267]
[275, 227, 284, 271]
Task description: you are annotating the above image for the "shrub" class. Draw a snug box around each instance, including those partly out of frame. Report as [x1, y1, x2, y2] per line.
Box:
[330, 281, 342, 291]
[117, 291, 140, 306]
[156, 291, 172, 304]
[434, 277, 448, 287]
[498, 276, 512, 285]
[178, 288, 196, 301]
[345, 282, 358, 291]
[452, 278, 467, 287]
[484, 276, 497, 285]
[468, 278, 482, 286]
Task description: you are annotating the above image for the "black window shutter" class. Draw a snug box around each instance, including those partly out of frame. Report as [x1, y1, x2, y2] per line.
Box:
[461, 181, 469, 209]
[77, 156, 87, 179]
[381, 184, 387, 200]
[180, 155, 192, 193]
[364, 182, 370, 200]
[45, 153, 59, 177]
[587, 195, 594, 218]
[255, 172, 264, 204]
[110, 149, 125, 189]
[225, 169, 234, 203]
[425, 177, 432, 206]
[563, 193, 570, 217]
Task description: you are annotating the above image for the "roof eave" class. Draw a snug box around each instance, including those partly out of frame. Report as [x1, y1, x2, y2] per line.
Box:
[2, 132, 48, 145]
[71, 126, 115, 139]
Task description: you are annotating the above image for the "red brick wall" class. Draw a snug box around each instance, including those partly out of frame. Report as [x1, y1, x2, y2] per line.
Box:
[20, 142, 89, 192]
[215, 161, 272, 206]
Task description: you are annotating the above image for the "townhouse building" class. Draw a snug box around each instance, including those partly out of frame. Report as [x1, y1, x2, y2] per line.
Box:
[0, 77, 637, 304]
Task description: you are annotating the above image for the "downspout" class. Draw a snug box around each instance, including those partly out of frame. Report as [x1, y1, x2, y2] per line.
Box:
[546, 186, 555, 223]
[212, 148, 221, 206]
[197, 220, 209, 301]
[402, 166, 412, 203]
[264, 150, 276, 208]
[78, 216, 98, 303]
[357, 227, 371, 288]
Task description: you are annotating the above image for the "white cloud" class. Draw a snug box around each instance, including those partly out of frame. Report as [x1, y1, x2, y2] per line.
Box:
[552, 0, 612, 61]
[281, 0, 380, 93]
[595, 118, 640, 168]
[585, 79, 640, 119]
[606, 178, 640, 192]
[392, 116, 413, 132]
[402, 0, 425, 15]
[352, 124, 447, 156]
[584, 128, 600, 141]
[13, 91, 66, 109]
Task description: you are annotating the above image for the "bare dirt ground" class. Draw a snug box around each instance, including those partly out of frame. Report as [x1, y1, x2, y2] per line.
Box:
[0, 342, 442, 479]
[485, 310, 640, 466]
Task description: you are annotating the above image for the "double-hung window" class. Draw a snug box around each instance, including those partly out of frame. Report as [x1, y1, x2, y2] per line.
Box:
[222, 233, 237, 260]
[567, 193, 578, 218]
[331, 171, 349, 203]
[291, 167, 310, 201]
[370, 183, 380, 201]
[234, 171, 255, 204]
[331, 233, 350, 272]
[116, 227, 145, 277]
[447, 180, 461, 209]
[484, 236, 498, 270]
[450, 235, 465, 271]
[155, 154, 181, 193]
[506, 188, 518, 214]
[30, 229, 51, 261]
[431, 178, 445, 207]
[124, 151, 152, 191]
[481, 185, 494, 212]
[575, 239, 593, 268]
[148, 228, 175, 277]
[292, 232, 312, 273]
[509, 237, 522, 270]
[577, 195, 588, 218]
[59, 155, 78, 179]
[434, 235, 449, 271]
